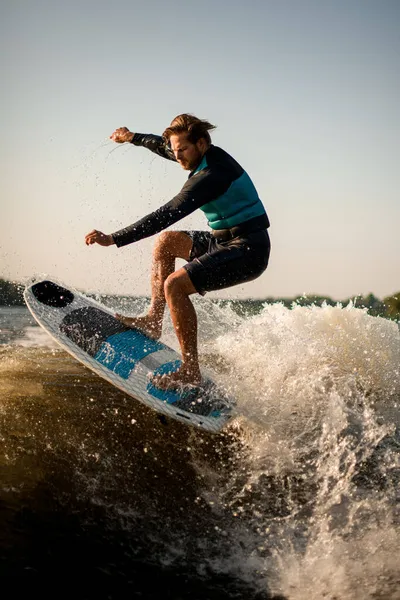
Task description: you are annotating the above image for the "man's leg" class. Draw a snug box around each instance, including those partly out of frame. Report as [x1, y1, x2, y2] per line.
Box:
[152, 268, 200, 389]
[116, 231, 193, 339]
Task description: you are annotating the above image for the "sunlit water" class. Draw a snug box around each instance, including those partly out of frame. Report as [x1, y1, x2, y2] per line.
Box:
[0, 300, 399, 599]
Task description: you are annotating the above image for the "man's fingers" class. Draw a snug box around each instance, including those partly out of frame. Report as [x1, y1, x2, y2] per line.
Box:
[110, 127, 130, 143]
[85, 230, 113, 247]
[85, 230, 98, 245]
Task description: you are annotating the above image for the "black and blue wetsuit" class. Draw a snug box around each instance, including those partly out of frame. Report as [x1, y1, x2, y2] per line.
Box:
[111, 133, 271, 295]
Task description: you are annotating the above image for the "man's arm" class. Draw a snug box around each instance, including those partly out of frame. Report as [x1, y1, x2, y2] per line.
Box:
[111, 168, 231, 247]
[110, 127, 176, 162]
[131, 133, 176, 162]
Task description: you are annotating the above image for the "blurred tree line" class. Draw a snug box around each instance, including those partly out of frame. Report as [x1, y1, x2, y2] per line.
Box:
[219, 291, 400, 322]
[0, 279, 24, 306]
[1, 278, 399, 322]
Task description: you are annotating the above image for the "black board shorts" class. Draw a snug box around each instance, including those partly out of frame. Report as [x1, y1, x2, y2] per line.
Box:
[182, 229, 271, 295]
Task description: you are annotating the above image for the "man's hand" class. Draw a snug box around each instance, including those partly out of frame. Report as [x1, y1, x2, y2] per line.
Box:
[110, 127, 134, 143]
[85, 230, 115, 247]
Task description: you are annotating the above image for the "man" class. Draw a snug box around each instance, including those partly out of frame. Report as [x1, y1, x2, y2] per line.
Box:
[85, 114, 271, 390]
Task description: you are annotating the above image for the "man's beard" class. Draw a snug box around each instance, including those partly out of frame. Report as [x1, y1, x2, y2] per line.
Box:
[183, 150, 202, 171]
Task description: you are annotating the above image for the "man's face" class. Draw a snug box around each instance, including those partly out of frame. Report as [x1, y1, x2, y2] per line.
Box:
[169, 133, 206, 171]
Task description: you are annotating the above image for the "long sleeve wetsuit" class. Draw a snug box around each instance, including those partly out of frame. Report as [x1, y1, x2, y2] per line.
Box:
[111, 133, 269, 248]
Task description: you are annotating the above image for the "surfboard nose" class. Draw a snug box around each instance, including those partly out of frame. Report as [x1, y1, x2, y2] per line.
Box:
[31, 280, 75, 308]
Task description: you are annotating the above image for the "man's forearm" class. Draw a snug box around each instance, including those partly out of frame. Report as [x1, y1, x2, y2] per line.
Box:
[130, 133, 176, 162]
[111, 205, 177, 247]
[111, 190, 201, 248]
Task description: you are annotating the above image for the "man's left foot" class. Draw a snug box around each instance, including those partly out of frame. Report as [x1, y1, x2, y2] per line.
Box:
[151, 367, 201, 391]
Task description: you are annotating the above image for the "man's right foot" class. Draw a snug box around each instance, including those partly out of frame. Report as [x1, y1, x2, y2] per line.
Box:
[115, 314, 162, 340]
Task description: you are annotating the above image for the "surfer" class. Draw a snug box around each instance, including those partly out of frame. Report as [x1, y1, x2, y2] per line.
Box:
[85, 114, 271, 390]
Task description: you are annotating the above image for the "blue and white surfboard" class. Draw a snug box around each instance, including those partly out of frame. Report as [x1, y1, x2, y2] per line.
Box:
[24, 279, 234, 433]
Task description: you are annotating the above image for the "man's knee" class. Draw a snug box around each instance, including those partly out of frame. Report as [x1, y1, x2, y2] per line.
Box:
[164, 269, 197, 299]
[153, 231, 192, 261]
[153, 231, 171, 260]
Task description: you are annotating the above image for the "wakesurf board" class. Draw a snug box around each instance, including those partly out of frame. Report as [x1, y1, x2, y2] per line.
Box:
[24, 279, 234, 433]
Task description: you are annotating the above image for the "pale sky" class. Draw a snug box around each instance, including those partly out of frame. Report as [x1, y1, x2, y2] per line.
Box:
[1, 0, 399, 300]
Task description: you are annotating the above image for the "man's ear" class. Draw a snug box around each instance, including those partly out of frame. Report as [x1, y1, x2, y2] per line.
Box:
[197, 138, 209, 153]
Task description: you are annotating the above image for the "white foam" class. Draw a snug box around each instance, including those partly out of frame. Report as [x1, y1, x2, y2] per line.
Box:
[189, 301, 400, 598]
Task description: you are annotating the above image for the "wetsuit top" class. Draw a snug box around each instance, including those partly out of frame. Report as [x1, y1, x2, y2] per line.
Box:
[111, 133, 270, 248]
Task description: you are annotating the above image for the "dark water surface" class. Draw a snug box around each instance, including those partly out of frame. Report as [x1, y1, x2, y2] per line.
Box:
[0, 345, 280, 597]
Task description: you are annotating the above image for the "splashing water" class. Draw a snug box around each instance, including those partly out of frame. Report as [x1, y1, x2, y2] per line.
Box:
[192, 301, 400, 598]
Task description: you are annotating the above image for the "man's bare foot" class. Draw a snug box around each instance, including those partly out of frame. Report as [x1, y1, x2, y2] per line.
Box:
[151, 366, 202, 391]
[115, 314, 162, 340]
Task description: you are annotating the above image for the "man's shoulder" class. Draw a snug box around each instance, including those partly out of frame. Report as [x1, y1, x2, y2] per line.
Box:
[207, 144, 231, 160]
[206, 145, 243, 176]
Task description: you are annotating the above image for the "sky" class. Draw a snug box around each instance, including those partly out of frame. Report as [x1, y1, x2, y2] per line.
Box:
[1, 0, 399, 300]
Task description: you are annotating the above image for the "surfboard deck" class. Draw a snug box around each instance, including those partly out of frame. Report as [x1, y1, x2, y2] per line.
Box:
[23, 279, 235, 433]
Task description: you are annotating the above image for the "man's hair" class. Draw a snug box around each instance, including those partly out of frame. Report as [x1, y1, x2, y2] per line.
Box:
[162, 114, 216, 145]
